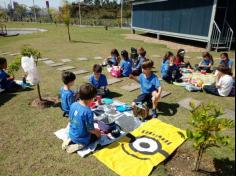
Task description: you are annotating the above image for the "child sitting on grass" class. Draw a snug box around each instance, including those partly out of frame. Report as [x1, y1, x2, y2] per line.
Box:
[0, 57, 23, 92]
[120, 50, 132, 77]
[89, 64, 109, 96]
[106, 49, 121, 67]
[64, 83, 101, 154]
[130, 60, 162, 118]
[161, 52, 182, 83]
[132, 47, 147, 76]
[60, 71, 78, 117]
[203, 65, 235, 97]
[219, 53, 234, 71]
[196, 52, 214, 73]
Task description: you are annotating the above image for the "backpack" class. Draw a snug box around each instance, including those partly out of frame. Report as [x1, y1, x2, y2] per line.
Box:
[110, 66, 122, 78]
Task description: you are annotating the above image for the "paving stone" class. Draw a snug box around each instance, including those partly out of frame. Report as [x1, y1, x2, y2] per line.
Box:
[38, 58, 49, 61]
[73, 70, 89, 75]
[49, 63, 64, 67]
[219, 109, 235, 120]
[121, 83, 140, 92]
[107, 78, 123, 85]
[9, 53, 20, 56]
[94, 56, 103, 60]
[61, 59, 72, 63]
[56, 66, 76, 71]
[1, 52, 11, 55]
[178, 98, 202, 111]
[43, 60, 55, 65]
[161, 91, 171, 98]
[152, 54, 162, 58]
[78, 57, 89, 61]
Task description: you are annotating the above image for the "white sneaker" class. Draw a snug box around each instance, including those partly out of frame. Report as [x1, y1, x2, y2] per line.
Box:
[66, 144, 84, 154]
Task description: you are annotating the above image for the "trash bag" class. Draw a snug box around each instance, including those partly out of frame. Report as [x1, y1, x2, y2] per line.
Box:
[21, 56, 40, 85]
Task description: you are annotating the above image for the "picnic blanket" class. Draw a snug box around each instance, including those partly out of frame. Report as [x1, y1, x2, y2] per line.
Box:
[54, 125, 125, 158]
[182, 72, 215, 86]
[94, 119, 186, 176]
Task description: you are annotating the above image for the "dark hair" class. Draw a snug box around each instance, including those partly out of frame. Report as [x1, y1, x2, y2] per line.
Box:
[221, 53, 229, 60]
[177, 49, 185, 62]
[142, 59, 154, 69]
[216, 65, 232, 76]
[163, 51, 174, 63]
[111, 49, 120, 57]
[93, 64, 102, 73]
[138, 47, 146, 57]
[0, 57, 7, 69]
[62, 71, 76, 85]
[79, 83, 97, 100]
[121, 50, 129, 60]
[202, 52, 214, 65]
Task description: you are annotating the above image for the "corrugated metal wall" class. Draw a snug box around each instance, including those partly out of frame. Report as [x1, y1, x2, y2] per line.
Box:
[132, 0, 214, 37]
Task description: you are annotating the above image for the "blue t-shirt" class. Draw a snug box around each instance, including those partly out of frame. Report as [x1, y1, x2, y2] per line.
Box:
[110, 56, 119, 66]
[120, 59, 132, 77]
[220, 59, 234, 69]
[60, 87, 76, 115]
[0, 69, 14, 90]
[139, 73, 161, 94]
[133, 56, 145, 71]
[69, 102, 95, 145]
[161, 60, 179, 78]
[200, 59, 212, 66]
[89, 74, 108, 89]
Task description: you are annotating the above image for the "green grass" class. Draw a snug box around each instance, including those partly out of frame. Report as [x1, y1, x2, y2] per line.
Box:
[0, 22, 235, 176]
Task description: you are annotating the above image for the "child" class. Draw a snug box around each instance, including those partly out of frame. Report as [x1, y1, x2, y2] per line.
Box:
[0, 57, 22, 92]
[219, 53, 234, 71]
[60, 71, 78, 117]
[130, 60, 162, 118]
[89, 64, 109, 96]
[120, 50, 132, 77]
[203, 65, 235, 97]
[65, 83, 101, 153]
[132, 47, 147, 76]
[161, 52, 182, 83]
[106, 49, 121, 67]
[175, 49, 192, 68]
[196, 52, 214, 73]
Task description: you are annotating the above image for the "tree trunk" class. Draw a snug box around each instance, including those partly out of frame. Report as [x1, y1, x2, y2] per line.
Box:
[67, 24, 71, 41]
[194, 145, 205, 171]
[37, 84, 43, 101]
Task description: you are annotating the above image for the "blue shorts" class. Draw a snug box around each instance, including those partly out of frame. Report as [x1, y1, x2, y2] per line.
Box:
[134, 93, 153, 108]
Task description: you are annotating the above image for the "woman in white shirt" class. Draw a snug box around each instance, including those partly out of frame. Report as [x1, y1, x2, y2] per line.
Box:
[203, 65, 235, 97]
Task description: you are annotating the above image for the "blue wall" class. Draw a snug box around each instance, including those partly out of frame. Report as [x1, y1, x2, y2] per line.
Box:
[132, 0, 214, 37]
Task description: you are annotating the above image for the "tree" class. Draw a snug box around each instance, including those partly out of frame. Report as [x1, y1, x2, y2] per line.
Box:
[14, 4, 27, 21]
[60, 2, 72, 41]
[49, 8, 60, 25]
[7, 56, 21, 77]
[183, 103, 235, 172]
[21, 47, 43, 101]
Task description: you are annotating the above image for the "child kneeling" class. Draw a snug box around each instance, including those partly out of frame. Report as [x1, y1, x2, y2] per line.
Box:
[130, 60, 162, 118]
[64, 84, 101, 154]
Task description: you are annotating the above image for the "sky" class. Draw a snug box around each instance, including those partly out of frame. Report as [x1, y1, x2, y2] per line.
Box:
[0, 0, 80, 9]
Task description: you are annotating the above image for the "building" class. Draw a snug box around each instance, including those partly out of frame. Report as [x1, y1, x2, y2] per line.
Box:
[130, 0, 235, 51]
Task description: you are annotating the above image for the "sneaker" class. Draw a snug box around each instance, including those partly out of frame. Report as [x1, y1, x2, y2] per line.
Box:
[66, 144, 84, 154]
[151, 110, 158, 118]
[62, 138, 71, 150]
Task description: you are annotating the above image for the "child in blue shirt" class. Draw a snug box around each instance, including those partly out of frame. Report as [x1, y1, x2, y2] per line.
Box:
[196, 52, 214, 73]
[132, 47, 147, 76]
[130, 60, 162, 118]
[89, 64, 109, 96]
[219, 53, 234, 71]
[0, 57, 22, 92]
[106, 49, 121, 67]
[60, 71, 78, 117]
[64, 83, 101, 154]
[120, 50, 132, 77]
[161, 52, 182, 83]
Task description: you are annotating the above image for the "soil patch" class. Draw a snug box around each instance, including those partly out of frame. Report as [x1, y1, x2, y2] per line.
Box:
[30, 96, 60, 109]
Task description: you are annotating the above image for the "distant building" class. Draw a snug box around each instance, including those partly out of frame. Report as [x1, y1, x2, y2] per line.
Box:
[130, 0, 235, 51]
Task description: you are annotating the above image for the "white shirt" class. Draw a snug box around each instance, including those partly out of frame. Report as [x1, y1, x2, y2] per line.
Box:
[216, 75, 234, 96]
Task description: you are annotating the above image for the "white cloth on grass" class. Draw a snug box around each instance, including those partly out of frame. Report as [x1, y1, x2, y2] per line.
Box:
[54, 127, 125, 158]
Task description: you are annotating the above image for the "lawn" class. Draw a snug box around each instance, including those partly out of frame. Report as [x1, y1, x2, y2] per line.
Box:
[0, 22, 235, 176]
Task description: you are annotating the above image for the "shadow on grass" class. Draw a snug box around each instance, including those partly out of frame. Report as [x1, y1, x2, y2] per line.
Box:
[214, 158, 235, 176]
[107, 91, 123, 99]
[0, 92, 17, 107]
[158, 102, 180, 116]
[70, 40, 102, 45]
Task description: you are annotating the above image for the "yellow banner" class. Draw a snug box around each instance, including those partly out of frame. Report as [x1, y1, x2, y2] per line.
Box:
[94, 119, 186, 176]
